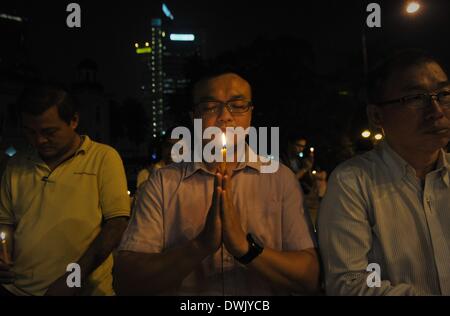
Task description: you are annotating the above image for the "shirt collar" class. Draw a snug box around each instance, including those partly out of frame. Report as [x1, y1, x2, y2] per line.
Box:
[76, 135, 92, 155]
[379, 141, 450, 187]
[183, 144, 262, 180]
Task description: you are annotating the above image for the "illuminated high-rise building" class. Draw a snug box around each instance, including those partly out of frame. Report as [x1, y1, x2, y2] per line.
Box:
[150, 18, 164, 139]
[134, 3, 203, 140]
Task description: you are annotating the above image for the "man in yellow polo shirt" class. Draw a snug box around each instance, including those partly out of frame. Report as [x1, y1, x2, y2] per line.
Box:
[0, 84, 130, 296]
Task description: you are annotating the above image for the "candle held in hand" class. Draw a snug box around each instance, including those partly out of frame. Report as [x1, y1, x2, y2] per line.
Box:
[1, 231, 11, 265]
[221, 133, 227, 174]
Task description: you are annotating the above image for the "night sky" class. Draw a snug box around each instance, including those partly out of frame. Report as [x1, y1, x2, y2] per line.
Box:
[2, 0, 450, 100]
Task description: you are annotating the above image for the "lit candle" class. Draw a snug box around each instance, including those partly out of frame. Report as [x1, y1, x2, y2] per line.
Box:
[1, 232, 11, 265]
[220, 133, 227, 174]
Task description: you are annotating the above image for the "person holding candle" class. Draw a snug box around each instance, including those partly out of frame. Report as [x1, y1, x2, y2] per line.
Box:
[114, 71, 319, 295]
[0, 229, 14, 295]
[0, 84, 130, 296]
[281, 134, 327, 228]
[0, 232, 11, 265]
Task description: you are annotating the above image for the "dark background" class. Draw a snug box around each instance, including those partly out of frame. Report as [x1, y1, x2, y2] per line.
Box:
[1, 0, 450, 187]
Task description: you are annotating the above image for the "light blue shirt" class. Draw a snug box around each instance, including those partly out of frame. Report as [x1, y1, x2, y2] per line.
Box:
[319, 142, 450, 295]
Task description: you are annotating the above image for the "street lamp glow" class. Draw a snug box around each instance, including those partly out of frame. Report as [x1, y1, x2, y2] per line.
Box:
[362, 130, 371, 138]
[406, 2, 420, 14]
[374, 133, 383, 141]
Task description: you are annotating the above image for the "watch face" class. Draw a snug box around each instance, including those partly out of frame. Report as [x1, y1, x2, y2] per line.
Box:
[249, 233, 263, 248]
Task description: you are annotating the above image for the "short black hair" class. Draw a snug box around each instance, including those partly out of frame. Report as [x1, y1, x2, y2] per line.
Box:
[17, 83, 78, 124]
[188, 63, 251, 107]
[367, 49, 444, 104]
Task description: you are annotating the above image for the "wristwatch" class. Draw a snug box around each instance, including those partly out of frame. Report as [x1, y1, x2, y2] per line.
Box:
[234, 233, 264, 264]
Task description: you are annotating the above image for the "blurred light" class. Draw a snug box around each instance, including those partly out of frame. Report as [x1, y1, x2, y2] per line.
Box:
[162, 3, 174, 20]
[310, 147, 315, 153]
[0, 13, 23, 22]
[162, 31, 166, 37]
[127, 190, 131, 196]
[338, 90, 349, 96]
[362, 130, 371, 138]
[406, 1, 420, 14]
[152, 153, 157, 160]
[145, 42, 149, 47]
[299, 152, 304, 158]
[134, 43, 139, 48]
[5, 146, 16, 157]
[170, 34, 195, 41]
[374, 133, 383, 141]
[312, 170, 317, 175]
[136, 47, 151, 54]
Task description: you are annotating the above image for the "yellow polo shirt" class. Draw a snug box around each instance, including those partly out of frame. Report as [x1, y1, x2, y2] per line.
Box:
[0, 136, 130, 296]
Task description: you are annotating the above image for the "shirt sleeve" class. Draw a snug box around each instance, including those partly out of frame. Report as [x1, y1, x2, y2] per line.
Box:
[317, 166, 417, 296]
[98, 148, 131, 220]
[0, 163, 14, 225]
[118, 169, 164, 254]
[281, 167, 316, 251]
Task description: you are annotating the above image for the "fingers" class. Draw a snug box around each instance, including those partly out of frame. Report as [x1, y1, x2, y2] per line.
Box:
[222, 173, 232, 193]
[222, 173, 228, 192]
[214, 172, 223, 189]
[214, 185, 222, 215]
[220, 189, 227, 218]
[211, 172, 223, 208]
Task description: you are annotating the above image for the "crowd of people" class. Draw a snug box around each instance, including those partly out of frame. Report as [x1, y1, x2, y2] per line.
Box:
[1, 49, 450, 296]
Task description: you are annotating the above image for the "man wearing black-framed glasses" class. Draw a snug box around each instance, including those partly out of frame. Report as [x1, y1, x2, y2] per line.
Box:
[319, 50, 450, 296]
[115, 71, 319, 295]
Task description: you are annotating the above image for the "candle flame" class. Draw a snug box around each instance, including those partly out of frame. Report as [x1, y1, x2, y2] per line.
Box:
[0, 232, 5, 241]
[406, 2, 420, 14]
[221, 133, 226, 148]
